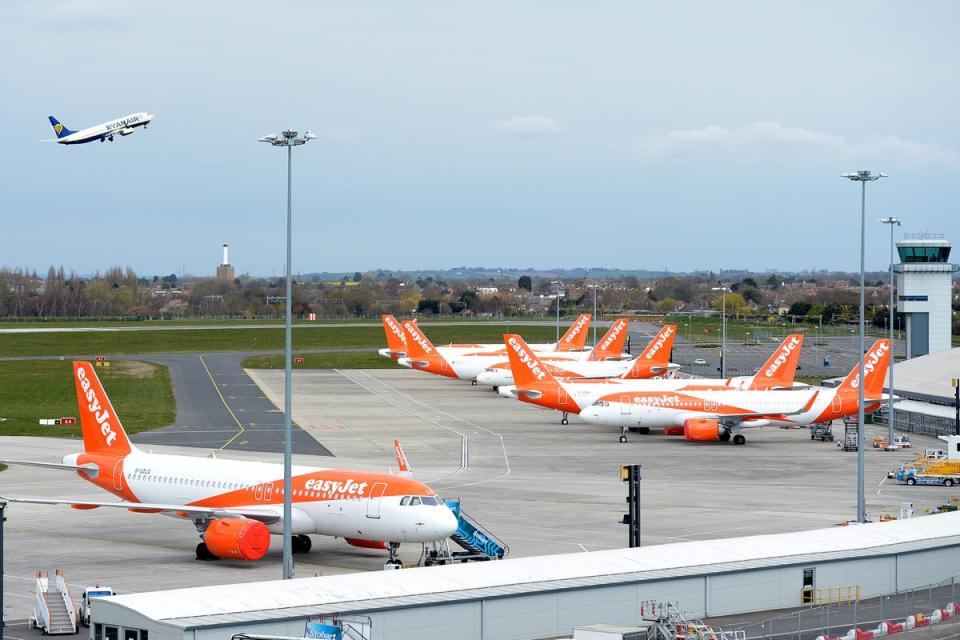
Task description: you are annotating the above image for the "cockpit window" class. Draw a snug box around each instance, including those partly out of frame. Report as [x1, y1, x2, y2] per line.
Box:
[409, 496, 421, 506]
[421, 496, 439, 506]
[400, 496, 411, 506]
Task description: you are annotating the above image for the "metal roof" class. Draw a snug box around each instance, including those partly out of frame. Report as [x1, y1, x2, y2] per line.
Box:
[98, 511, 960, 630]
[887, 348, 960, 404]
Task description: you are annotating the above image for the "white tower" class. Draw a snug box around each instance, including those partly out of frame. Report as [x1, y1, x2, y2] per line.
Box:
[217, 243, 235, 282]
[893, 233, 958, 358]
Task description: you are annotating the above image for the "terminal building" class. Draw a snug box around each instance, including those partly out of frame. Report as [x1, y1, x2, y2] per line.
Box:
[91, 512, 960, 640]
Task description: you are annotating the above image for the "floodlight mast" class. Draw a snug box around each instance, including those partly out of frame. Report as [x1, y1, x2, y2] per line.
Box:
[880, 216, 901, 449]
[259, 128, 314, 579]
[842, 170, 886, 525]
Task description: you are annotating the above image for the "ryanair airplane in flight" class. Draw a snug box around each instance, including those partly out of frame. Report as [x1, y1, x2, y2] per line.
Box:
[47, 112, 154, 144]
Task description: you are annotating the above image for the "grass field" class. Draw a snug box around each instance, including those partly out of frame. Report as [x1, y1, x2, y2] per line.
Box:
[0, 360, 176, 438]
[0, 324, 560, 357]
[242, 351, 396, 369]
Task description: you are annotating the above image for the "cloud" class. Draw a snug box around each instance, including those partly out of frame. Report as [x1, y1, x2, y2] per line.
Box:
[625, 121, 960, 168]
[491, 115, 563, 136]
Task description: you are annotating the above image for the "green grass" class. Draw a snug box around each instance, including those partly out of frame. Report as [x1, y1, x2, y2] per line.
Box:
[0, 360, 176, 438]
[0, 324, 560, 357]
[242, 351, 397, 369]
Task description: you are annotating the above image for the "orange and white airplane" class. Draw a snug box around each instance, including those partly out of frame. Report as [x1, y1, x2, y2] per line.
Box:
[581, 339, 891, 441]
[0, 362, 457, 564]
[475, 322, 680, 389]
[397, 317, 630, 383]
[503, 333, 808, 429]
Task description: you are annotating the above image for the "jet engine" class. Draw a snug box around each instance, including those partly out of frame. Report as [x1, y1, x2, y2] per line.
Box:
[119, 127, 135, 136]
[345, 538, 388, 550]
[682, 418, 721, 442]
[204, 518, 270, 560]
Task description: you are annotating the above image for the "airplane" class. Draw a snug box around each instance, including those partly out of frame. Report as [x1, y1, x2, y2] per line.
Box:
[0, 361, 457, 565]
[475, 321, 680, 389]
[397, 318, 628, 384]
[46, 112, 154, 144]
[503, 333, 809, 431]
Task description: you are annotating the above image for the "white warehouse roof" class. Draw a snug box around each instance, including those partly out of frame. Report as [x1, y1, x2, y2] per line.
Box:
[100, 511, 960, 629]
[889, 348, 960, 402]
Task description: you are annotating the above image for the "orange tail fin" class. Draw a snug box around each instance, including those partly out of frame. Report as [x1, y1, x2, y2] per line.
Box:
[73, 361, 133, 456]
[589, 318, 631, 361]
[837, 339, 891, 398]
[393, 439, 412, 477]
[619, 324, 677, 379]
[401, 321, 436, 359]
[381, 314, 407, 358]
[504, 333, 560, 389]
[750, 334, 804, 389]
[555, 314, 591, 351]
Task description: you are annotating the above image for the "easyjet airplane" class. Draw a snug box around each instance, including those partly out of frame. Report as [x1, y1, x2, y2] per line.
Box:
[397, 318, 629, 383]
[476, 321, 679, 389]
[0, 362, 457, 564]
[378, 314, 409, 360]
[581, 339, 891, 440]
[503, 333, 808, 430]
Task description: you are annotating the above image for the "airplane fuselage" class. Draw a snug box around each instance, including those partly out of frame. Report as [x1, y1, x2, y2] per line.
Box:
[56, 112, 154, 144]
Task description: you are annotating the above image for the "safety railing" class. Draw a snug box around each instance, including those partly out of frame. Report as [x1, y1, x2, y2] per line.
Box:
[804, 585, 861, 606]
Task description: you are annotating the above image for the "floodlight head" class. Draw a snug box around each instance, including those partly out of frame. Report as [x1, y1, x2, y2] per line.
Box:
[880, 216, 901, 226]
[304, 131, 317, 140]
[842, 170, 887, 182]
[282, 130, 298, 139]
[258, 134, 279, 143]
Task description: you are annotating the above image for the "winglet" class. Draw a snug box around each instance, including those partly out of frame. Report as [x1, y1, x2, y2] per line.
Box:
[750, 334, 804, 389]
[394, 439, 412, 478]
[555, 314, 591, 351]
[589, 318, 631, 361]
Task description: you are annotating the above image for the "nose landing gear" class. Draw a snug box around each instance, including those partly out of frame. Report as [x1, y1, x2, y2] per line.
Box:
[561, 412, 569, 426]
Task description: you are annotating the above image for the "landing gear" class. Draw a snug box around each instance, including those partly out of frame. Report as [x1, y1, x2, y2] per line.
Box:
[561, 412, 569, 426]
[108, 135, 114, 141]
[719, 430, 731, 442]
[493, 386, 499, 393]
[196, 542, 217, 561]
[619, 427, 628, 443]
[471, 380, 478, 386]
[387, 542, 402, 568]
[732, 434, 746, 445]
[292, 534, 312, 554]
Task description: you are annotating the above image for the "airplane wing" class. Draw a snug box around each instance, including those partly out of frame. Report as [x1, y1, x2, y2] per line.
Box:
[1, 496, 281, 524]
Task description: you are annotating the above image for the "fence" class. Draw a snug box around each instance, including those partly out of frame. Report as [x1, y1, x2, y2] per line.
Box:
[728, 577, 960, 640]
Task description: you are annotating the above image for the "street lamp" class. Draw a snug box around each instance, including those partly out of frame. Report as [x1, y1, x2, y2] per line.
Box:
[880, 216, 901, 447]
[712, 286, 730, 378]
[586, 283, 599, 346]
[551, 280, 565, 342]
[843, 170, 887, 524]
[260, 129, 315, 579]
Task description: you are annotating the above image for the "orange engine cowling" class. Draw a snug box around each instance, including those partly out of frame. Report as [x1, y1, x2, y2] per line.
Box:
[682, 418, 721, 442]
[344, 538, 388, 551]
[204, 518, 271, 561]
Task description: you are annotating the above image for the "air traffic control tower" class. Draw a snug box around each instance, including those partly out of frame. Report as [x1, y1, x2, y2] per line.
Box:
[894, 233, 958, 358]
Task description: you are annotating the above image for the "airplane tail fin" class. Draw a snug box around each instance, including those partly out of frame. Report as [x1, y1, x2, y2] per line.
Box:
[394, 439, 413, 478]
[750, 334, 804, 389]
[504, 333, 560, 390]
[837, 339, 891, 398]
[589, 318, 631, 361]
[73, 361, 133, 456]
[381, 314, 407, 358]
[555, 314, 591, 351]
[638, 324, 677, 365]
[401, 321, 436, 359]
[48, 116, 74, 139]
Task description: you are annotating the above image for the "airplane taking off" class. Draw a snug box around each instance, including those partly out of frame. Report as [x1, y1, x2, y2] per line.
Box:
[581, 339, 891, 439]
[47, 112, 154, 144]
[0, 362, 456, 564]
[505, 333, 817, 443]
[475, 322, 679, 389]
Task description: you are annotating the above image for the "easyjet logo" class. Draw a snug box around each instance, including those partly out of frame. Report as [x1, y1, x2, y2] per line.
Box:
[304, 477, 368, 496]
[850, 342, 889, 389]
[508, 336, 547, 381]
[645, 326, 675, 360]
[405, 325, 432, 354]
[384, 317, 406, 343]
[631, 394, 682, 406]
[563, 315, 589, 343]
[76, 367, 118, 447]
[599, 319, 627, 351]
[764, 336, 801, 377]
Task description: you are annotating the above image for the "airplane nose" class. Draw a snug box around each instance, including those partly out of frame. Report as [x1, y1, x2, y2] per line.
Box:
[438, 507, 459, 538]
[579, 408, 600, 423]
[475, 372, 493, 385]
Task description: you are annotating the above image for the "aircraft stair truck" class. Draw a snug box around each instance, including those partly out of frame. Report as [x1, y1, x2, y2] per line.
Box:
[895, 435, 960, 487]
[28, 570, 78, 635]
[424, 500, 508, 565]
[79, 586, 116, 627]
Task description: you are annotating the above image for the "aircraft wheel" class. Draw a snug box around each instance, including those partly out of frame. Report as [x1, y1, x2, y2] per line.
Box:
[619, 435, 628, 443]
[732, 434, 746, 445]
[561, 418, 568, 425]
[196, 542, 216, 561]
[493, 386, 499, 392]
[719, 431, 731, 442]
[296, 534, 313, 553]
[471, 380, 477, 386]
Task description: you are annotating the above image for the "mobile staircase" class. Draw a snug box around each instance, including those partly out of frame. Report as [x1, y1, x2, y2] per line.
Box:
[423, 500, 508, 566]
[29, 569, 78, 635]
[641, 601, 745, 640]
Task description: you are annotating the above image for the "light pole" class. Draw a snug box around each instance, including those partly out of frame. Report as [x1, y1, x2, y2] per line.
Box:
[260, 129, 315, 579]
[551, 280, 565, 342]
[712, 286, 730, 378]
[843, 170, 887, 524]
[880, 216, 901, 446]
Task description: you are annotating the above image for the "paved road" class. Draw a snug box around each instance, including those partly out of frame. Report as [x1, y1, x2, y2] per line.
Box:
[0, 320, 570, 334]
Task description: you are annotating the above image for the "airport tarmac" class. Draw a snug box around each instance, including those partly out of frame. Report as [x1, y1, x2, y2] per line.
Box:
[1, 366, 952, 629]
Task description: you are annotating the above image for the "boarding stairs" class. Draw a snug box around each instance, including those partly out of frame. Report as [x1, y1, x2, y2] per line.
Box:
[30, 569, 78, 635]
[423, 500, 508, 565]
[842, 416, 859, 451]
[641, 602, 744, 640]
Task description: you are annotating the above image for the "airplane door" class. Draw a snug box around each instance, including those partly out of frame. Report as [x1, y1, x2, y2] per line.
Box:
[366, 482, 387, 519]
[112, 460, 124, 491]
[832, 395, 842, 415]
[620, 395, 630, 415]
[559, 388, 568, 407]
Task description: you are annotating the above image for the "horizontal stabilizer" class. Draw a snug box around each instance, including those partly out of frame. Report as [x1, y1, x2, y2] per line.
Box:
[0, 459, 99, 476]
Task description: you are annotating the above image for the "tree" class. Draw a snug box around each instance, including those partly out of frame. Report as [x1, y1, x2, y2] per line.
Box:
[711, 292, 750, 318]
[353, 272, 363, 283]
[765, 274, 781, 289]
[517, 275, 532, 292]
[788, 301, 812, 317]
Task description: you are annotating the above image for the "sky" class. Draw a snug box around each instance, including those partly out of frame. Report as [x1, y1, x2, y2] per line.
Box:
[2, 1, 959, 277]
